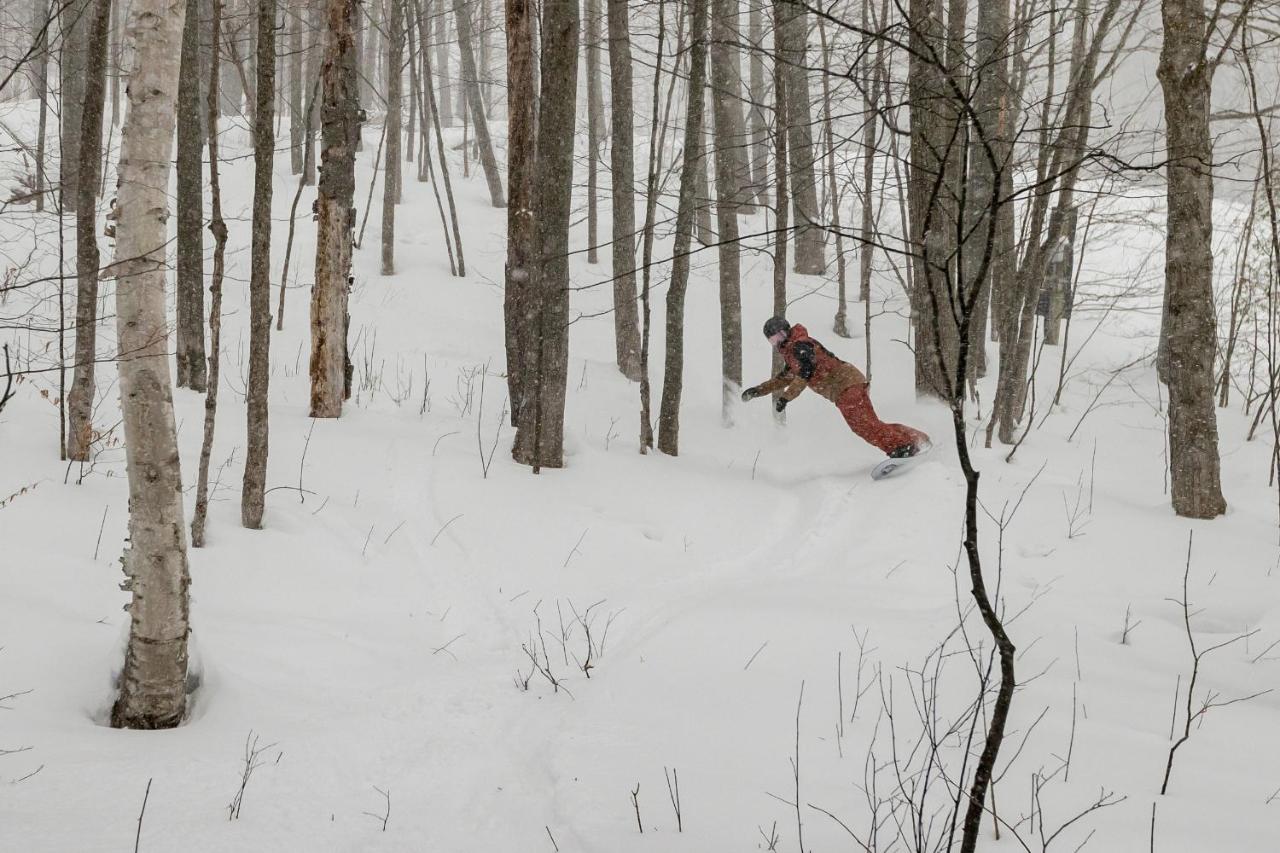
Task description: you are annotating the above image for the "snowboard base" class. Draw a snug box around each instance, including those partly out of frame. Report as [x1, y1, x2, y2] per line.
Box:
[871, 441, 933, 481]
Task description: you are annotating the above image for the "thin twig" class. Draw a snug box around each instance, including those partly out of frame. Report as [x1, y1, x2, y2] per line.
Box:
[134, 778, 152, 853]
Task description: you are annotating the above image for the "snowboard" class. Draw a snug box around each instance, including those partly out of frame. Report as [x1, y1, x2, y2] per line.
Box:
[871, 441, 933, 481]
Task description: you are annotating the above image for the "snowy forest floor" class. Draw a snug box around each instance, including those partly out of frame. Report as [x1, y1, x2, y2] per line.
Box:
[2, 102, 1279, 851]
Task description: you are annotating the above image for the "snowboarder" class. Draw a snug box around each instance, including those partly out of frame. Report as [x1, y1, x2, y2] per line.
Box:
[741, 317, 931, 472]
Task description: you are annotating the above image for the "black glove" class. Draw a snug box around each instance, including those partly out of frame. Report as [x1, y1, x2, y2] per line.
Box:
[741, 386, 761, 402]
[775, 396, 789, 413]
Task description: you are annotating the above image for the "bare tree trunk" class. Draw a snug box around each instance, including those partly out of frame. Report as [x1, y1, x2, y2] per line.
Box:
[382, 0, 404, 275]
[452, 0, 505, 206]
[354, 0, 367, 104]
[479, 0, 491, 106]
[637, 0, 670, 453]
[219, 2, 242, 115]
[60, 0, 91, 212]
[585, 0, 601, 262]
[290, 0, 304, 173]
[606, 0, 641, 381]
[771, 0, 787, 335]
[694, 112, 713, 247]
[512, 0, 578, 469]
[365, 0, 380, 91]
[776, 0, 823, 275]
[310, 0, 359, 418]
[747, 0, 768, 206]
[420, 5, 467, 274]
[406, 6, 418, 163]
[908, 0, 957, 399]
[192, 0, 229, 547]
[109, 0, 191, 731]
[241, 0, 276, 529]
[817, 18, 847, 338]
[65, 0, 112, 461]
[303, 0, 321, 185]
[709, 0, 752, 212]
[505, 0, 536, 425]
[31, 0, 50, 211]
[111, 0, 123, 127]
[710, 0, 743, 420]
[857, 26, 875, 313]
[1157, 0, 1228, 518]
[175, 0, 208, 392]
[965, 0, 1011, 381]
[656, 0, 707, 456]
[988, 0, 1121, 443]
[434, 0, 452, 126]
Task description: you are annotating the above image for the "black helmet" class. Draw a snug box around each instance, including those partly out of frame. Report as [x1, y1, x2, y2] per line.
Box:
[763, 316, 790, 339]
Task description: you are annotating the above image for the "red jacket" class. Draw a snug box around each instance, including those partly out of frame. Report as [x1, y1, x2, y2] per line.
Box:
[757, 325, 867, 403]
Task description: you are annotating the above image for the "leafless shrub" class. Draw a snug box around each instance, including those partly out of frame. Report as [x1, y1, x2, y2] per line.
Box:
[630, 783, 643, 833]
[516, 599, 621, 694]
[450, 364, 482, 416]
[228, 731, 281, 820]
[1062, 468, 1092, 539]
[1160, 533, 1273, 795]
[476, 366, 507, 479]
[1120, 605, 1142, 645]
[363, 786, 390, 831]
[664, 766, 683, 832]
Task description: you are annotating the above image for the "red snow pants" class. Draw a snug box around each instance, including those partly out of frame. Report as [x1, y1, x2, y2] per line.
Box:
[835, 382, 928, 456]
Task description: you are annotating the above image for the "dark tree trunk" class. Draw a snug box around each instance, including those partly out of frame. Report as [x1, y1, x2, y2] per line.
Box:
[290, 0, 304, 174]
[656, 0, 707, 456]
[817, 18, 847, 338]
[965, 0, 1012, 381]
[512, 0, 579, 469]
[60, 0, 91, 212]
[1157, 0, 1227, 518]
[585, 0, 602, 262]
[65, 0, 112, 461]
[771, 0, 788, 343]
[606, 0, 642, 381]
[242, 0, 276, 530]
[709, 0, 752, 212]
[311, 0, 360, 418]
[453, 0, 505, 206]
[32, 0, 50, 211]
[711, 0, 743, 419]
[176, 0, 209, 392]
[435, 0, 452, 126]
[382, 0, 404, 274]
[193, 0, 230, 548]
[747, 0, 768, 206]
[907, 0, 958, 399]
[776, 0, 823, 275]
[505, 0, 537, 424]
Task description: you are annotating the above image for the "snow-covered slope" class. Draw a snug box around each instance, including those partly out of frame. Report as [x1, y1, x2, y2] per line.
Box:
[2, 103, 1278, 851]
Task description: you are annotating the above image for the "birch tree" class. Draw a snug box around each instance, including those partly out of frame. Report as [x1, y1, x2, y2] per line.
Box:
[110, 0, 192, 731]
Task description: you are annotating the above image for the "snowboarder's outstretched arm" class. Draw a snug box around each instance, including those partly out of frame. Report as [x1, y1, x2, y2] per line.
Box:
[742, 341, 817, 410]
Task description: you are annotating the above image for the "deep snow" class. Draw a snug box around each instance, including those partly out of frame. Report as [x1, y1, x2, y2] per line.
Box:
[1, 93, 1279, 852]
